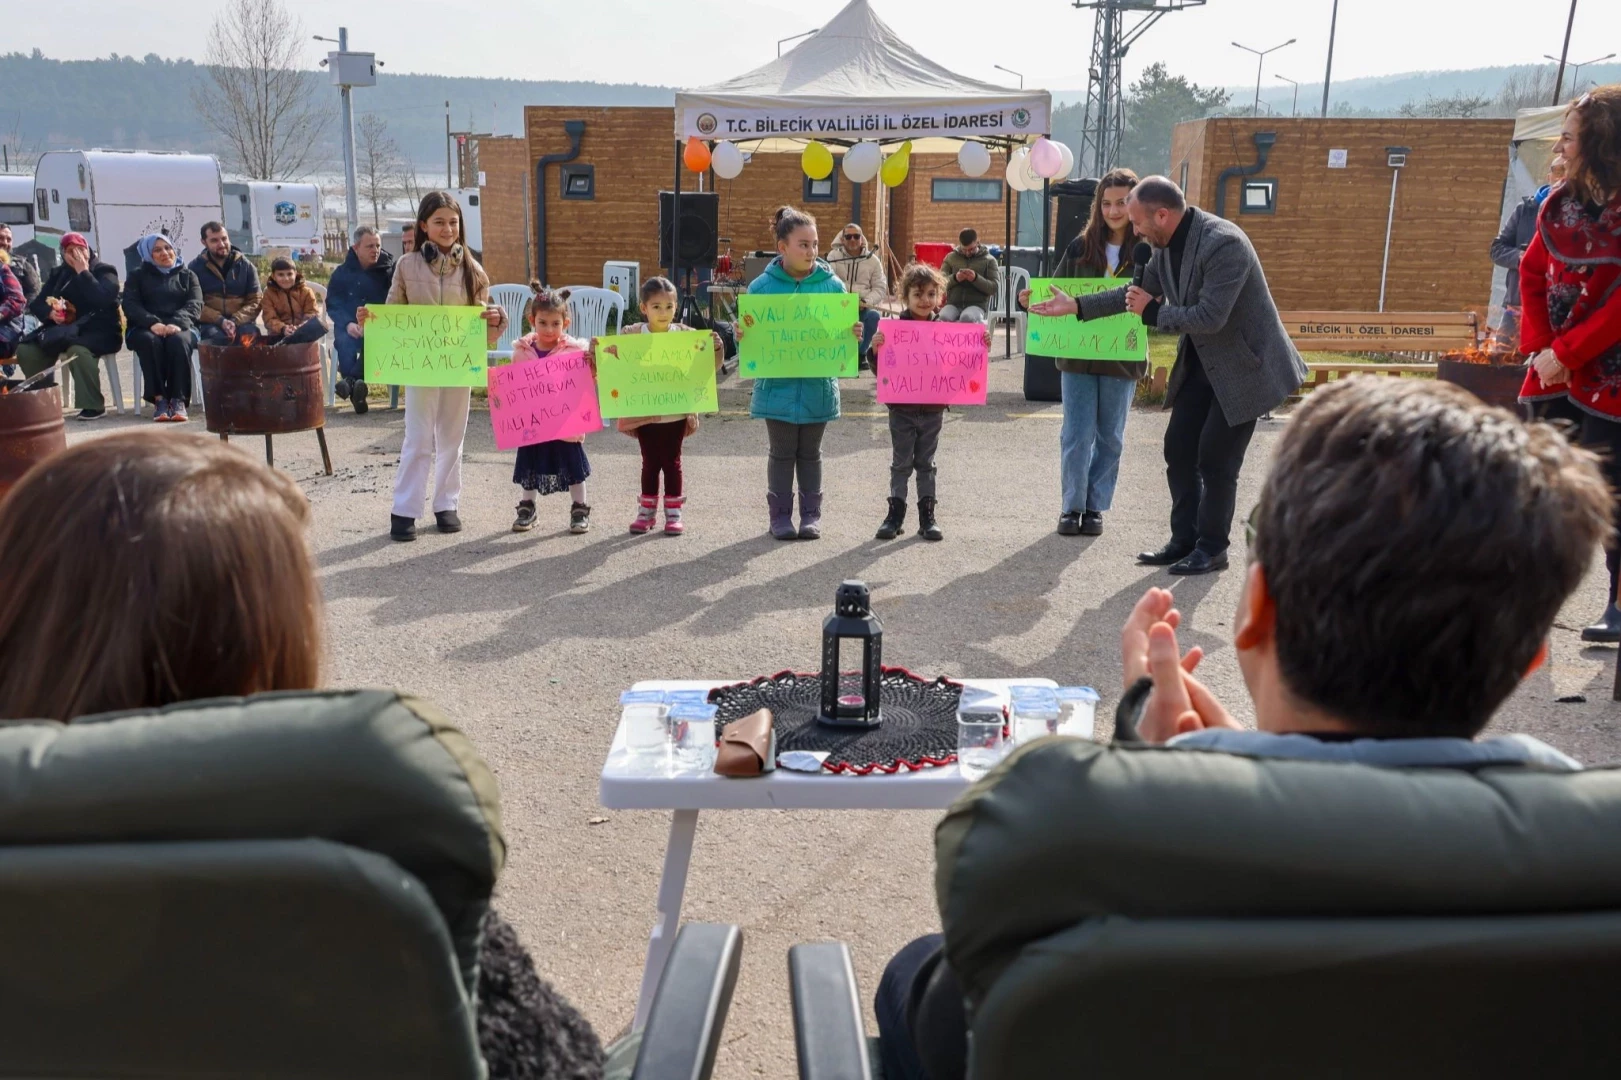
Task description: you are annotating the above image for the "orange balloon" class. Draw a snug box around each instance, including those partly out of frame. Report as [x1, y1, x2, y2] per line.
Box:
[683, 137, 712, 173]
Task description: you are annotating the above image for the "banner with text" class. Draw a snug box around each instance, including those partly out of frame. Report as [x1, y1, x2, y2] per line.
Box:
[678, 97, 1051, 141]
[876, 320, 989, 406]
[363, 304, 488, 387]
[737, 294, 859, 379]
[595, 331, 718, 420]
[487, 349, 599, 450]
[1025, 279, 1147, 363]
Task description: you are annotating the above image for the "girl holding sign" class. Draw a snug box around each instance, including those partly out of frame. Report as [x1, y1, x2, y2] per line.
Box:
[608, 276, 724, 536]
[511, 286, 593, 535]
[1018, 168, 1145, 539]
[740, 209, 861, 541]
[360, 192, 507, 542]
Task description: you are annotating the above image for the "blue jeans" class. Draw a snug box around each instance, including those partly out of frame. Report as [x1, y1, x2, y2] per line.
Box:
[334, 332, 363, 380]
[860, 308, 882, 354]
[1059, 371, 1134, 514]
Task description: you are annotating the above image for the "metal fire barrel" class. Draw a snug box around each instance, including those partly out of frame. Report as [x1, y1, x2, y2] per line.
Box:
[0, 383, 68, 501]
[1437, 360, 1529, 413]
[199, 342, 326, 436]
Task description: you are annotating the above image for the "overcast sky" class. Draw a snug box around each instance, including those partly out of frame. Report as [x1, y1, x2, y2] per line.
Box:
[20, 0, 1619, 91]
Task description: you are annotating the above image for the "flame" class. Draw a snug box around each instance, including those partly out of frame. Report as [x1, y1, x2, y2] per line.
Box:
[239, 331, 258, 347]
[1442, 323, 1519, 366]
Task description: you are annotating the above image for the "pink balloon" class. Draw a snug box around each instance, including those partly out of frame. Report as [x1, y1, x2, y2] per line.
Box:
[1030, 138, 1063, 180]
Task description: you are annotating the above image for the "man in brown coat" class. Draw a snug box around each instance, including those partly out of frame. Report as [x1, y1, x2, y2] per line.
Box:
[189, 222, 261, 346]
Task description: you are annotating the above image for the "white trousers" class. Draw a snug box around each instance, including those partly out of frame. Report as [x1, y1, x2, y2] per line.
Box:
[392, 385, 472, 517]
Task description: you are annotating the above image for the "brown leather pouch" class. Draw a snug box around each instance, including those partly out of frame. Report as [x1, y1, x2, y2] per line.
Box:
[714, 709, 776, 777]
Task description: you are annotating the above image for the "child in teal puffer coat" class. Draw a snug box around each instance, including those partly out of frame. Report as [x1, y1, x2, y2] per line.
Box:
[740, 208, 862, 540]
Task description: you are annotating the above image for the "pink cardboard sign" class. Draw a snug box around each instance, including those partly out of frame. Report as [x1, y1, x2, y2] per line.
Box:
[487, 348, 599, 450]
[875, 320, 989, 406]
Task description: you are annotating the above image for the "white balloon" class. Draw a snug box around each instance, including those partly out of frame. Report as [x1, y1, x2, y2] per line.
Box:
[711, 140, 745, 180]
[842, 141, 882, 184]
[1015, 147, 1043, 190]
[957, 141, 992, 177]
[1006, 148, 1033, 192]
[1055, 141, 1075, 180]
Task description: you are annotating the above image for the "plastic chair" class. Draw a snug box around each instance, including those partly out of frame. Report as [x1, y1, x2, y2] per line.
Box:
[60, 353, 126, 414]
[991, 266, 1031, 338]
[305, 280, 339, 407]
[489, 283, 533, 361]
[564, 286, 626, 340]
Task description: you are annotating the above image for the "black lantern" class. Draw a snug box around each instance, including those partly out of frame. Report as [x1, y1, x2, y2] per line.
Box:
[818, 580, 883, 728]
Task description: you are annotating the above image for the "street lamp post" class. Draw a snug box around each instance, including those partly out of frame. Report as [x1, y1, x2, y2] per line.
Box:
[1276, 74, 1300, 117]
[993, 64, 1025, 89]
[314, 28, 374, 240]
[1321, 0, 1340, 117]
[1544, 51, 1616, 99]
[1550, 0, 1578, 105]
[1234, 39, 1297, 118]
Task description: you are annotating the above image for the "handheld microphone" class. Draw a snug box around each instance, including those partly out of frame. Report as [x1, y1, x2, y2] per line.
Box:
[1131, 241, 1153, 289]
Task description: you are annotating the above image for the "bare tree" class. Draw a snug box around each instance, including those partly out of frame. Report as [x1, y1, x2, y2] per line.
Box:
[356, 113, 403, 227]
[191, 0, 330, 179]
[1497, 68, 1560, 115]
[0, 111, 40, 173]
[396, 159, 426, 214]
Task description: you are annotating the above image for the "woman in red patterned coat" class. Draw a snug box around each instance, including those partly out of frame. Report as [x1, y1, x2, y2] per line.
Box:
[1518, 85, 1621, 642]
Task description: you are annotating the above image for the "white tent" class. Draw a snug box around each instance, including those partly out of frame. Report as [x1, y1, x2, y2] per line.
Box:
[1491, 105, 1565, 312]
[675, 0, 1052, 149]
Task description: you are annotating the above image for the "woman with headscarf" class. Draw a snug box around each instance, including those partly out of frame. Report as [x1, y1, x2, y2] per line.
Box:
[123, 233, 204, 423]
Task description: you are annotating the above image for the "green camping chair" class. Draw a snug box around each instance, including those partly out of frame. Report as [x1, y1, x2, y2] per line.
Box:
[0, 690, 739, 1080]
[789, 737, 1621, 1079]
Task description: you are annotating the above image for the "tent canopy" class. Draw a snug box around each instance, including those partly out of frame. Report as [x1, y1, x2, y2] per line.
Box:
[675, 0, 1052, 150]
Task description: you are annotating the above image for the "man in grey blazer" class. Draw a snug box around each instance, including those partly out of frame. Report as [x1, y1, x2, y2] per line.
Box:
[1034, 176, 1306, 574]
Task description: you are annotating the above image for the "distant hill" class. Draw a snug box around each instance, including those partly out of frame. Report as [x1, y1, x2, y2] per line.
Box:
[0, 50, 674, 172]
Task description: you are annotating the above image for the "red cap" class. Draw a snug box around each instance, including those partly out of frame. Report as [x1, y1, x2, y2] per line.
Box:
[60, 232, 89, 250]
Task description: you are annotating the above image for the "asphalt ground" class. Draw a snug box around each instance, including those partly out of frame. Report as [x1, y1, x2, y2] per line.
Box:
[61, 349, 1621, 1076]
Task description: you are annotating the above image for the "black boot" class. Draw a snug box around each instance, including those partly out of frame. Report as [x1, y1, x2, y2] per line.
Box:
[876, 497, 907, 540]
[917, 497, 943, 541]
[1582, 603, 1621, 643]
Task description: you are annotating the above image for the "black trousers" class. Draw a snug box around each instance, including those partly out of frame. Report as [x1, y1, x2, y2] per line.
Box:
[128, 328, 195, 405]
[1164, 346, 1257, 555]
[1536, 396, 1621, 606]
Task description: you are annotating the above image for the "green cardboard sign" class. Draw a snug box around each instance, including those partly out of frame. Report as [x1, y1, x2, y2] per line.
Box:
[1025, 279, 1147, 363]
[363, 304, 488, 387]
[736, 293, 859, 378]
[595, 330, 718, 419]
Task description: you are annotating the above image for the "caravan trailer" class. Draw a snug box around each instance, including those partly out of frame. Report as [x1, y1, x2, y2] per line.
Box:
[31, 150, 224, 278]
[222, 181, 322, 257]
[0, 175, 35, 247]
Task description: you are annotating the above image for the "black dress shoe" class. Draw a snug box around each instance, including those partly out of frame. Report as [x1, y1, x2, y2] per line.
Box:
[1057, 511, 1082, 536]
[390, 514, 417, 542]
[1581, 603, 1621, 643]
[1080, 511, 1104, 536]
[435, 510, 463, 533]
[1137, 543, 1195, 566]
[1168, 549, 1229, 576]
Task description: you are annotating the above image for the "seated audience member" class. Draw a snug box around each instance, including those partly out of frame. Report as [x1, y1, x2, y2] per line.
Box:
[0, 250, 23, 363]
[13, 232, 121, 420]
[260, 257, 327, 345]
[827, 223, 888, 361]
[325, 225, 394, 412]
[938, 228, 999, 323]
[0, 432, 610, 1080]
[0, 223, 39, 302]
[190, 220, 262, 347]
[124, 234, 204, 423]
[872, 377, 1610, 1080]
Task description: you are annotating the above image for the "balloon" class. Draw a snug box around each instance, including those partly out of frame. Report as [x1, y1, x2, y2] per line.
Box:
[1030, 137, 1063, 179]
[1006, 147, 1034, 192]
[801, 141, 834, 180]
[842, 141, 882, 184]
[711, 140, 745, 180]
[957, 141, 992, 177]
[1055, 141, 1075, 180]
[683, 137, 711, 174]
[880, 140, 912, 187]
[1016, 146, 1043, 190]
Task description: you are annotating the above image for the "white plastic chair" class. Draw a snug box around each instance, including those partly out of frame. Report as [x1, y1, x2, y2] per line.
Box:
[488, 283, 533, 361]
[60, 354, 126, 414]
[991, 266, 1031, 355]
[305, 280, 339, 406]
[563, 286, 625, 341]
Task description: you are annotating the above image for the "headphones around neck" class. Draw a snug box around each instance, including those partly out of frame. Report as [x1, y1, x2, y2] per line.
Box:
[420, 241, 462, 262]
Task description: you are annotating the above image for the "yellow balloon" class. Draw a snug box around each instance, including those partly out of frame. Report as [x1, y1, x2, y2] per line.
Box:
[801, 142, 834, 180]
[880, 142, 912, 187]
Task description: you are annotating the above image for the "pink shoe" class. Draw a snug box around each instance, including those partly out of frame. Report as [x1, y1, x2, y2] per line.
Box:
[663, 495, 685, 534]
[629, 495, 657, 534]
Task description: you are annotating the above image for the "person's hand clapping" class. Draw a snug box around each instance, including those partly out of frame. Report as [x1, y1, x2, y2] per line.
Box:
[1125, 286, 1155, 316]
[1121, 587, 1238, 744]
[1030, 286, 1077, 318]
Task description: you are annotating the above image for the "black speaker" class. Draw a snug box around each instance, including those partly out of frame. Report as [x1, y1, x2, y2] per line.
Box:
[659, 191, 718, 269]
[1052, 178, 1099, 258]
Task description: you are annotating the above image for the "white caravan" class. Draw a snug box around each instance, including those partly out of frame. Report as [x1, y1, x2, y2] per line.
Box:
[31, 150, 224, 277]
[222, 180, 322, 257]
[0, 174, 34, 247]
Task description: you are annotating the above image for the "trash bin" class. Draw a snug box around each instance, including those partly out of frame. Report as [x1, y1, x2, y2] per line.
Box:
[1023, 355, 1063, 403]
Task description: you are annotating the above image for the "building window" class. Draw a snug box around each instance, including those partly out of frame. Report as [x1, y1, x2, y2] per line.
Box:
[67, 198, 91, 232]
[560, 164, 594, 200]
[35, 188, 47, 221]
[1240, 179, 1277, 215]
[803, 169, 838, 203]
[932, 178, 1002, 202]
